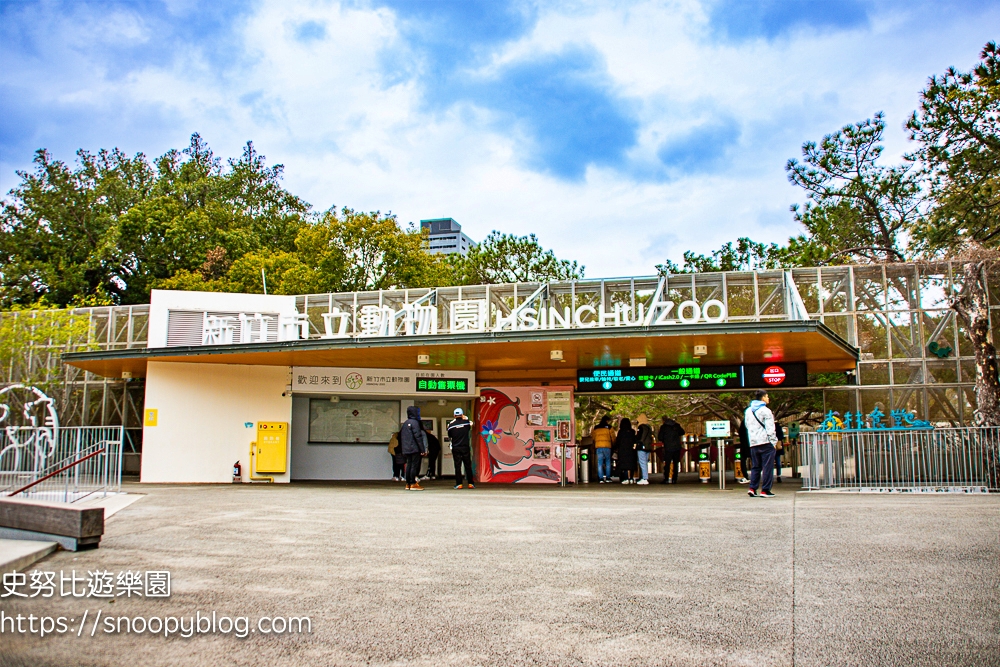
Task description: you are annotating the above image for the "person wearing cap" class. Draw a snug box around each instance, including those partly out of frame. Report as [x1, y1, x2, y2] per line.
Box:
[447, 407, 475, 489]
[634, 414, 655, 485]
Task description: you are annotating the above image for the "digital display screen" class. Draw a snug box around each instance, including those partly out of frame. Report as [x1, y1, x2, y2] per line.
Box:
[577, 362, 807, 393]
[416, 377, 469, 393]
[741, 363, 808, 388]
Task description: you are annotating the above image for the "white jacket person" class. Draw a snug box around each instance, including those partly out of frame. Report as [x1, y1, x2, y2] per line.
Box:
[744, 398, 777, 446]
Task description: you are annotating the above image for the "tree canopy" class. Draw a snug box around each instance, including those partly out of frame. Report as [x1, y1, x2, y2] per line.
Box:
[907, 41, 1000, 252]
[1, 135, 581, 307]
[453, 231, 584, 285]
[662, 41, 999, 274]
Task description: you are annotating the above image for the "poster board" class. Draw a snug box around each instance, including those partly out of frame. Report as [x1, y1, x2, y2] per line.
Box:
[474, 386, 575, 484]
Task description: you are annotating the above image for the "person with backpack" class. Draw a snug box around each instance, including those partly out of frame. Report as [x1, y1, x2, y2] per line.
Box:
[447, 407, 475, 489]
[590, 415, 616, 483]
[657, 415, 685, 484]
[615, 417, 637, 484]
[744, 389, 778, 498]
[400, 405, 427, 491]
[634, 414, 654, 485]
[737, 418, 751, 484]
[420, 424, 441, 481]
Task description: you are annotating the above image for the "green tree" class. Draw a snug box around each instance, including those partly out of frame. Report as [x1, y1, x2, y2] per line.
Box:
[293, 207, 452, 293]
[0, 148, 155, 307]
[785, 112, 922, 264]
[907, 41, 1000, 251]
[0, 304, 94, 389]
[1, 134, 309, 307]
[657, 237, 789, 274]
[454, 231, 583, 284]
[905, 42, 1000, 425]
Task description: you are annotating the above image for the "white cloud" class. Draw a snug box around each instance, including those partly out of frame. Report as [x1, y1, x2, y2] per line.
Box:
[2, 0, 998, 278]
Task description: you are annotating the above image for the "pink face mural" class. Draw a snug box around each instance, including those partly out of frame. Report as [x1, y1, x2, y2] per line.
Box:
[474, 387, 574, 484]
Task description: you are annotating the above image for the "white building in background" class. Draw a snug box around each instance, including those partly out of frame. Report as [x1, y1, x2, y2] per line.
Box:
[420, 218, 475, 256]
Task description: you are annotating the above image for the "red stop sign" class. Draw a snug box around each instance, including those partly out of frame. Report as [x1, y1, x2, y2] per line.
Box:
[763, 366, 786, 385]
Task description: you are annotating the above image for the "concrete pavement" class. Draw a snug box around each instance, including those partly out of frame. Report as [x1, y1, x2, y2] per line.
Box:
[0, 480, 996, 667]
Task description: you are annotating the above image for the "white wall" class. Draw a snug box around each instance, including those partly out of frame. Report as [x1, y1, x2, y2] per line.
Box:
[147, 290, 297, 348]
[142, 361, 292, 483]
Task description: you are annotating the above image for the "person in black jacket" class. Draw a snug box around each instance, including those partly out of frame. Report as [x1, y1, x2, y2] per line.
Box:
[421, 425, 441, 481]
[634, 414, 654, 485]
[447, 408, 474, 489]
[615, 418, 637, 484]
[400, 405, 427, 490]
[658, 416, 685, 484]
[737, 418, 751, 484]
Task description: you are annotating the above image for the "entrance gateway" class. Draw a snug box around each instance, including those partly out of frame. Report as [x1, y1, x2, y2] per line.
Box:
[63, 274, 858, 484]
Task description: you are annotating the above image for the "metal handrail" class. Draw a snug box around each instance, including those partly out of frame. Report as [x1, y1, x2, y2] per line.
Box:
[7, 445, 106, 497]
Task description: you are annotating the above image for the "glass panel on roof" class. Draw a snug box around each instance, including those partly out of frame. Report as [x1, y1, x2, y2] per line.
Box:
[926, 386, 961, 425]
[921, 309, 954, 357]
[819, 267, 852, 313]
[955, 318, 975, 357]
[960, 386, 977, 424]
[664, 275, 693, 306]
[884, 264, 918, 311]
[893, 386, 924, 419]
[790, 268, 820, 314]
[887, 310, 922, 359]
[130, 312, 148, 346]
[917, 264, 950, 310]
[859, 362, 889, 385]
[852, 266, 885, 311]
[925, 359, 958, 384]
[820, 314, 854, 345]
[858, 388, 891, 417]
[892, 361, 925, 385]
[823, 388, 858, 419]
[723, 278, 756, 319]
[856, 313, 890, 359]
[756, 272, 785, 319]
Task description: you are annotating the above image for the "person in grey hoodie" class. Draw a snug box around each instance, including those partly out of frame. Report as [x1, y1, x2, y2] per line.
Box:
[744, 389, 778, 498]
[400, 405, 427, 490]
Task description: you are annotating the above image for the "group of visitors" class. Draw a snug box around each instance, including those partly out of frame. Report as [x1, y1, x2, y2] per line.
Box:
[588, 389, 788, 495]
[590, 413, 686, 485]
[389, 406, 474, 491]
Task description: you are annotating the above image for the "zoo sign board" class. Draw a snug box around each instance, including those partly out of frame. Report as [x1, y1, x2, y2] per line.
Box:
[291, 367, 476, 397]
[315, 296, 729, 340]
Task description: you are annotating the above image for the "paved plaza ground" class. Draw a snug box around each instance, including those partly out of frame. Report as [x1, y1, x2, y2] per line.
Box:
[1, 478, 998, 667]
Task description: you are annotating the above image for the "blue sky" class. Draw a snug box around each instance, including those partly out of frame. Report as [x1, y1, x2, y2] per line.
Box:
[1, 0, 997, 277]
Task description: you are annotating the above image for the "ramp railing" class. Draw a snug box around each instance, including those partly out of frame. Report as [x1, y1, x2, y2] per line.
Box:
[801, 427, 1000, 492]
[1, 426, 124, 502]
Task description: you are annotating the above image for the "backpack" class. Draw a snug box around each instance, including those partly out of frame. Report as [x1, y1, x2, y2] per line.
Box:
[637, 424, 654, 452]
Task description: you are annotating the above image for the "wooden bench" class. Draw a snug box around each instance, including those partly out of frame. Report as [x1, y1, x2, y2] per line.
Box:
[0, 498, 104, 552]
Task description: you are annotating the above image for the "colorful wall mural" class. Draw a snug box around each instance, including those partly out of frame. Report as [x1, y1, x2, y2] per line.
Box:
[474, 386, 575, 484]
